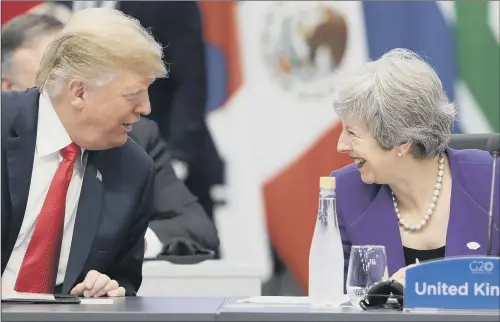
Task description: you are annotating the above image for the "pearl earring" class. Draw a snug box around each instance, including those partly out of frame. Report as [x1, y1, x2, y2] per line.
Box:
[398, 152, 403, 157]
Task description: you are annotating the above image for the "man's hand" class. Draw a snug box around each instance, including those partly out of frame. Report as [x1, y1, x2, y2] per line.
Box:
[70, 270, 125, 297]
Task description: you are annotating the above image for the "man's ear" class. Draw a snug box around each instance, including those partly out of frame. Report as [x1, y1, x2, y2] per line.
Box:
[67, 79, 87, 110]
[1, 77, 15, 91]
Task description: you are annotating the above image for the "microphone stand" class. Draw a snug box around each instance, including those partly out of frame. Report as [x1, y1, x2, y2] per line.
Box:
[487, 151, 499, 256]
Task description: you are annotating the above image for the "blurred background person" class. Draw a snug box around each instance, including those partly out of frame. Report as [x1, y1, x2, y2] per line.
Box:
[129, 119, 220, 257]
[1, 12, 220, 259]
[1, 13, 63, 91]
[25, 0, 73, 23]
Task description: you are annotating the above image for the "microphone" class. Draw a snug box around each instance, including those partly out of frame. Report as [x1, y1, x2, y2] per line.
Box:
[486, 133, 500, 256]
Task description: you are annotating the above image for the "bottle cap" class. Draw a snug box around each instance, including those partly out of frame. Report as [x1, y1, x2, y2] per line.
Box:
[319, 177, 335, 189]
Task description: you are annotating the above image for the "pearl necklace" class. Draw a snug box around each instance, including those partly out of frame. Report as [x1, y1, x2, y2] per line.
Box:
[391, 154, 445, 232]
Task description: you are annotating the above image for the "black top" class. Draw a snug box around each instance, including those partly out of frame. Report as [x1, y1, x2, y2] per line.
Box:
[403, 246, 446, 266]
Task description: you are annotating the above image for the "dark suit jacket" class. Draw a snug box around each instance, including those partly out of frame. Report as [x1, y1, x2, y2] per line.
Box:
[331, 147, 500, 283]
[129, 118, 219, 251]
[1, 88, 155, 295]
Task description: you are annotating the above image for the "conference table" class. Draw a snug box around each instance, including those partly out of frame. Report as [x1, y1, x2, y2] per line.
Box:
[217, 297, 500, 321]
[1, 297, 224, 322]
[3, 296, 499, 322]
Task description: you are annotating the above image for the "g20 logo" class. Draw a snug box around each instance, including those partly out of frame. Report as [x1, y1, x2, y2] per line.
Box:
[469, 261, 494, 273]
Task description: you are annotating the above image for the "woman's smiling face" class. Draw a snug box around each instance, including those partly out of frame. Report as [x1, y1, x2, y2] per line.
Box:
[337, 116, 400, 185]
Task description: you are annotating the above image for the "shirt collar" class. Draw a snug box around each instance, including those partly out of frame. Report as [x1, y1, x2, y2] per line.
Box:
[36, 92, 87, 165]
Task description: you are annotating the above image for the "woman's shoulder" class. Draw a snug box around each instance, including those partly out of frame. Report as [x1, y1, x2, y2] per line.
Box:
[330, 162, 358, 178]
[448, 147, 496, 186]
[448, 147, 498, 213]
[329, 163, 382, 220]
[447, 147, 493, 163]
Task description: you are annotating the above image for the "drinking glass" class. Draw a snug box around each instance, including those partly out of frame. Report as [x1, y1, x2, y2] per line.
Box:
[346, 245, 389, 309]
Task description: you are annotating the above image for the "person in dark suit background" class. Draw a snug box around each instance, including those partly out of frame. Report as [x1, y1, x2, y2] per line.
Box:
[1, 14, 63, 91]
[129, 118, 220, 253]
[61, 0, 225, 220]
[1, 13, 220, 259]
[1, 8, 166, 296]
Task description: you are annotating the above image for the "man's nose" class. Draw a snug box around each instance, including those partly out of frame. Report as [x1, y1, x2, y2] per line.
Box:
[136, 96, 151, 116]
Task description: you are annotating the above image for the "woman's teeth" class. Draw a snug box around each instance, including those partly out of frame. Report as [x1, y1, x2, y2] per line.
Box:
[355, 159, 366, 168]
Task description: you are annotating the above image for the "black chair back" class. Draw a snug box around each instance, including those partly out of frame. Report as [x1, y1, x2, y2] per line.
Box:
[449, 134, 492, 151]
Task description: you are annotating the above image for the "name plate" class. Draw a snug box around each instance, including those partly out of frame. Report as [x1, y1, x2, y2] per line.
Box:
[405, 256, 500, 310]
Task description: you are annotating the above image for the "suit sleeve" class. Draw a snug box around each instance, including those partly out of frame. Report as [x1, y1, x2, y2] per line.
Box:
[330, 170, 352, 293]
[146, 120, 220, 251]
[107, 159, 155, 296]
[155, 2, 207, 165]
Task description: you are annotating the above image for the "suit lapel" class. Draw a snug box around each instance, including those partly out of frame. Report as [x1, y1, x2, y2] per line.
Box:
[63, 153, 104, 293]
[2, 89, 40, 270]
[3, 135, 36, 265]
[349, 185, 405, 276]
[446, 183, 490, 256]
[445, 149, 491, 257]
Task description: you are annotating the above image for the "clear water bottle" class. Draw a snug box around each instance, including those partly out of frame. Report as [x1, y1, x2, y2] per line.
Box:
[308, 176, 345, 308]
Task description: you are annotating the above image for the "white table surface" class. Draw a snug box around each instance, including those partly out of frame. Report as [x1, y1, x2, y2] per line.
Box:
[139, 260, 262, 297]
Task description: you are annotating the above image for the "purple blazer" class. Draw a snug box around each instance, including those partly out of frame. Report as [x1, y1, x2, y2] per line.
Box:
[331, 148, 500, 280]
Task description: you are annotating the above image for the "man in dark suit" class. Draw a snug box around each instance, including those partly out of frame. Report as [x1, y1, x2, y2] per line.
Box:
[1, 8, 166, 297]
[1, 12, 220, 259]
[62, 0, 225, 220]
[129, 118, 220, 253]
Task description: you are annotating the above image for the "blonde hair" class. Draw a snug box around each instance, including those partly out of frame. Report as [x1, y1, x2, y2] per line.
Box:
[35, 7, 167, 96]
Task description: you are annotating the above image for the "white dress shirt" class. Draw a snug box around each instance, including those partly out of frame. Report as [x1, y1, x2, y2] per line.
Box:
[2, 93, 86, 292]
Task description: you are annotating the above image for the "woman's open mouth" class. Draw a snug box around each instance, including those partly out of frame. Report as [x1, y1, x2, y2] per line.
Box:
[355, 158, 366, 169]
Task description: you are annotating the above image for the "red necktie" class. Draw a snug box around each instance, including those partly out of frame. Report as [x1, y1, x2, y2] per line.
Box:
[14, 143, 79, 294]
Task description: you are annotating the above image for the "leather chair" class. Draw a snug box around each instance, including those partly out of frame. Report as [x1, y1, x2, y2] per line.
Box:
[449, 133, 494, 151]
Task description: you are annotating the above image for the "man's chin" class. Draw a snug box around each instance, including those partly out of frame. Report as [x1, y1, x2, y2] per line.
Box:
[110, 135, 129, 149]
[79, 135, 128, 151]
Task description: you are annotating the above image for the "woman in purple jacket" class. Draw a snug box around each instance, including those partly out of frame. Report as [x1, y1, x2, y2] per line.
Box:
[330, 48, 499, 286]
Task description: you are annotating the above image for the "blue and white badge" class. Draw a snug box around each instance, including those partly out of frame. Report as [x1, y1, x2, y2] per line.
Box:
[405, 256, 500, 311]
